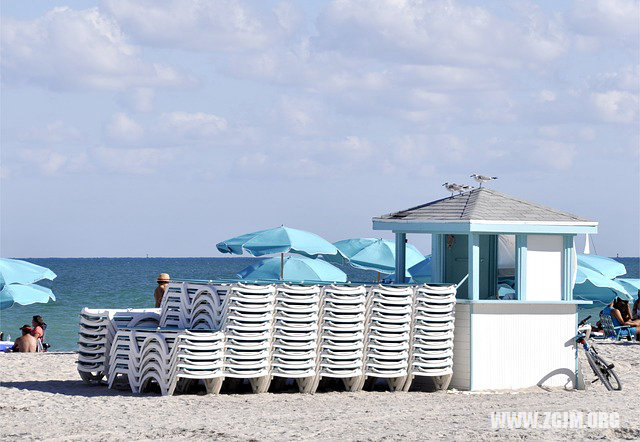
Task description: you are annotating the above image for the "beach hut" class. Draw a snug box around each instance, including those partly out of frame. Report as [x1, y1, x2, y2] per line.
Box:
[373, 188, 597, 390]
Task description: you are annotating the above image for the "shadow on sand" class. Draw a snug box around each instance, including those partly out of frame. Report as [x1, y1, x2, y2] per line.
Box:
[0, 380, 138, 398]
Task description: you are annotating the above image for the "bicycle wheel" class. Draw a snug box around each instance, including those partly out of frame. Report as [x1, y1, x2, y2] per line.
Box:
[592, 352, 622, 391]
[586, 351, 621, 391]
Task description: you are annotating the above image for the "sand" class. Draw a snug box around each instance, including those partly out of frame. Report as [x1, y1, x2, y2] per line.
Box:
[0, 341, 638, 441]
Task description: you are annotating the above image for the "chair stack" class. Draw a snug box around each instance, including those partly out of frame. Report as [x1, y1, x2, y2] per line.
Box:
[221, 283, 277, 393]
[167, 330, 225, 395]
[107, 329, 178, 394]
[160, 282, 227, 329]
[314, 285, 368, 392]
[271, 284, 321, 393]
[407, 285, 456, 383]
[77, 308, 160, 383]
[362, 285, 414, 391]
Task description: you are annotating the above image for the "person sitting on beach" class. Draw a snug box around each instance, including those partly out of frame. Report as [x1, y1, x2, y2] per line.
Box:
[602, 297, 640, 340]
[12, 325, 37, 352]
[633, 290, 640, 321]
[154, 273, 170, 308]
[31, 315, 46, 340]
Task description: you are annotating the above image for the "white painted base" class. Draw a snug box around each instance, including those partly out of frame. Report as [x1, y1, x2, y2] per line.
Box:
[452, 302, 577, 390]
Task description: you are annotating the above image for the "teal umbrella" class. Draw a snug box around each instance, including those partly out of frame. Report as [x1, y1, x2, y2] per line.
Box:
[326, 238, 425, 281]
[216, 226, 339, 279]
[408, 255, 432, 283]
[577, 254, 626, 279]
[616, 278, 640, 297]
[0, 258, 57, 310]
[237, 256, 347, 282]
[217, 226, 338, 257]
[0, 283, 56, 310]
[573, 266, 631, 302]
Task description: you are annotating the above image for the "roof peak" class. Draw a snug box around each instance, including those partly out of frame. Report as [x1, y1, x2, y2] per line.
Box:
[376, 187, 595, 224]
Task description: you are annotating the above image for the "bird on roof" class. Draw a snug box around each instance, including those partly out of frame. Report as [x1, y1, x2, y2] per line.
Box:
[442, 182, 463, 196]
[459, 184, 474, 193]
[470, 174, 498, 187]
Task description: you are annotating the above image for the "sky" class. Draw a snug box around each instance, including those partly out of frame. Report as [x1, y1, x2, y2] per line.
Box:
[1, 0, 638, 258]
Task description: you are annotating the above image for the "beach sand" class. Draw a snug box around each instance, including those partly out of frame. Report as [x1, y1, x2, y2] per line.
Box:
[0, 341, 638, 441]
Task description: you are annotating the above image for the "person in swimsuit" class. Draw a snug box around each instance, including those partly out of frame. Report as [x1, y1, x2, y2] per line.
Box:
[154, 273, 170, 308]
[31, 315, 46, 342]
[633, 290, 640, 321]
[602, 298, 640, 340]
[12, 325, 37, 352]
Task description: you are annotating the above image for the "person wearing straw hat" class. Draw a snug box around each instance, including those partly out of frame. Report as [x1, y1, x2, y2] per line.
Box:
[154, 273, 170, 308]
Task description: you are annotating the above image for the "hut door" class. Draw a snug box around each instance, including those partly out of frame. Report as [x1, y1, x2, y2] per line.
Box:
[444, 234, 498, 299]
[444, 234, 469, 298]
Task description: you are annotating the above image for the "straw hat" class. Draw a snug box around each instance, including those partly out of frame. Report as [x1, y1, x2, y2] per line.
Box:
[157, 273, 170, 283]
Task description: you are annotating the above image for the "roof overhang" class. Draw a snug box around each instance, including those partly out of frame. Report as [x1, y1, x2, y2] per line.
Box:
[372, 218, 599, 235]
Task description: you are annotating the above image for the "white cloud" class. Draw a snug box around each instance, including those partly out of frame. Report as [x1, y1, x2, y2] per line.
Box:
[22, 121, 83, 143]
[18, 149, 88, 175]
[592, 90, 639, 123]
[568, 0, 639, 40]
[537, 90, 557, 103]
[315, 0, 568, 68]
[119, 87, 155, 112]
[529, 141, 576, 170]
[93, 146, 178, 174]
[103, 0, 292, 51]
[338, 136, 373, 161]
[1, 7, 188, 90]
[105, 112, 144, 142]
[160, 112, 228, 138]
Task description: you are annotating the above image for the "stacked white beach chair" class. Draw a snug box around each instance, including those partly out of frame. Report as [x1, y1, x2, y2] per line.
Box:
[312, 285, 368, 392]
[220, 283, 276, 393]
[361, 285, 414, 391]
[404, 284, 457, 389]
[78, 281, 457, 395]
[271, 284, 321, 393]
[160, 282, 227, 329]
[77, 308, 160, 383]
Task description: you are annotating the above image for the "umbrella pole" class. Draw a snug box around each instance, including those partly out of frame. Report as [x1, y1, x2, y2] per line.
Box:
[280, 253, 284, 280]
[377, 272, 380, 283]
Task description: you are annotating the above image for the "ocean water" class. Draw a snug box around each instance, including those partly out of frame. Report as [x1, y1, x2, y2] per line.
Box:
[0, 258, 378, 351]
[0, 257, 637, 351]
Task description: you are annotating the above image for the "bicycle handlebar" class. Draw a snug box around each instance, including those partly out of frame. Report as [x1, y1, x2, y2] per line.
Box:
[578, 315, 592, 327]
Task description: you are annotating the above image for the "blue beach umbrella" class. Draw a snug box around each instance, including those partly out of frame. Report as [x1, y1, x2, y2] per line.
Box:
[408, 256, 432, 283]
[577, 254, 626, 279]
[237, 256, 347, 282]
[616, 278, 640, 297]
[216, 226, 338, 257]
[0, 258, 57, 310]
[216, 226, 339, 279]
[327, 238, 425, 280]
[573, 266, 631, 302]
[0, 283, 56, 310]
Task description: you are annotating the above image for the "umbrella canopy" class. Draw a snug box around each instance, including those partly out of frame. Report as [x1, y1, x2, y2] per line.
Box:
[573, 266, 631, 302]
[237, 256, 347, 282]
[216, 226, 338, 257]
[0, 258, 56, 286]
[0, 258, 57, 310]
[408, 256, 432, 283]
[0, 283, 56, 310]
[616, 278, 640, 297]
[577, 254, 626, 280]
[327, 238, 424, 275]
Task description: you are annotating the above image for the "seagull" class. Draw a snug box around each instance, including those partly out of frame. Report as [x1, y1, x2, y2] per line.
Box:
[470, 174, 498, 187]
[442, 182, 463, 196]
[459, 184, 474, 193]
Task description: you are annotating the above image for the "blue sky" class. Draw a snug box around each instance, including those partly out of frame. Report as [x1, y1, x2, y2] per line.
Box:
[1, 0, 638, 258]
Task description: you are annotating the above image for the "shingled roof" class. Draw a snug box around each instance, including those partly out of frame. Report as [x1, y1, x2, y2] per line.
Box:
[375, 188, 595, 224]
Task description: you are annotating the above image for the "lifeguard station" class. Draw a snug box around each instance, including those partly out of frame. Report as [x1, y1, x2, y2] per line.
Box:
[373, 188, 597, 390]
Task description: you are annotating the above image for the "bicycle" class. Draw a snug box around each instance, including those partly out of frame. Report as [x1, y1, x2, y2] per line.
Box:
[577, 315, 622, 391]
